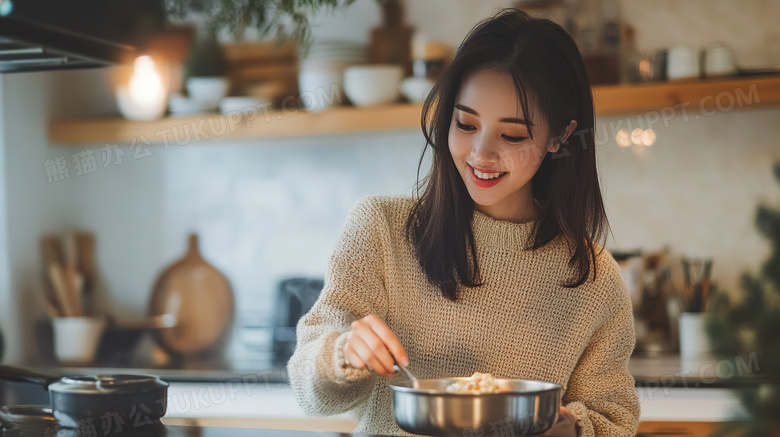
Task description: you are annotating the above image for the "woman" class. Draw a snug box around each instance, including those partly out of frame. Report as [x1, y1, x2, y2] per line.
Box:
[288, 9, 640, 437]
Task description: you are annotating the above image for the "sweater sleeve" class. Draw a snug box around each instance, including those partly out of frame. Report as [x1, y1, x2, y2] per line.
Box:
[287, 195, 391, 416]
[562, 256, 641, 437]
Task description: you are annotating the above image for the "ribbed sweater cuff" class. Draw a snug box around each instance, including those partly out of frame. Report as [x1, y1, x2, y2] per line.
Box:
[565, 401, 591, 437]
[333, 330, 374, 382]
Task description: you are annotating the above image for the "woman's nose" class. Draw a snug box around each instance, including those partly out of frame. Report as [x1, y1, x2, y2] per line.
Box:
[471, 132, 502, 160]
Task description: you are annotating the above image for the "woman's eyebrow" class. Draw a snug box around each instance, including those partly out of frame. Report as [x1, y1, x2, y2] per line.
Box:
[454, 103, 534, 126]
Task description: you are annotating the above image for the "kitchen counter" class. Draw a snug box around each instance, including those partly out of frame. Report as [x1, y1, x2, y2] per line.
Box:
[628, 353, 773, 388]
[24, 364, 290, 383]
[2, 422, 376, 437]
[20, 352, 773, 388]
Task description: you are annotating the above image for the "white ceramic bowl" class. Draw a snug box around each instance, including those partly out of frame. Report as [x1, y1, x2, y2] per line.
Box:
[186, 77, 230, 110]
[168, 92, 212, 116]
[399, 77, 433, 103]
[219, 96, 265, 114]
[298, 63, 350, 112]
[343, 65, 404, 107]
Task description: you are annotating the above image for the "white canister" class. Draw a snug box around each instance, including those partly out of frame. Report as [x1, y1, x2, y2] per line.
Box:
[666, 46, 700, 80]
[678, 312, 712, 358]
[703, 43, 736, 77]
[52, 317, 106, 365]
[297, 62, 349, 112]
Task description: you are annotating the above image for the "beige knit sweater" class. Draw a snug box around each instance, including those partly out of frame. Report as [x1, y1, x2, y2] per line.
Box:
[288, 194, 640, 436]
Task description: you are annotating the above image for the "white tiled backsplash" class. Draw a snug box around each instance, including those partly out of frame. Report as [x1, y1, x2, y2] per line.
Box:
[158, 136, 430, 315]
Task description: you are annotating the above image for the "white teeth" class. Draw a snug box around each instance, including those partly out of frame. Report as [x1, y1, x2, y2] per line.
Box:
[472, 167, 504, 180]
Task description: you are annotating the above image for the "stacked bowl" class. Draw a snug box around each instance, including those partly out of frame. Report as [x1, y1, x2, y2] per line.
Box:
[298, 41, 367, 112]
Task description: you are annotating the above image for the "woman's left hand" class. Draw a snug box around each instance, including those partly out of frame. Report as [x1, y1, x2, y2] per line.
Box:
[538, 406, 577, 437]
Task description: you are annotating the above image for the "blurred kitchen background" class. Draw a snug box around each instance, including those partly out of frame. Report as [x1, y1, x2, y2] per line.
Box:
[0, 0, 779, 434]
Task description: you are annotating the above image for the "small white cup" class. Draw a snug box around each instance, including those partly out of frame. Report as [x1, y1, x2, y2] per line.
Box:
[186, 77, 231, 111]
[666, 46, 700, 80]
[703, 43, 736, 77]
[52, 317, 106, 365]
[399, 77, 433, 103]
[678, 312, 711, 358]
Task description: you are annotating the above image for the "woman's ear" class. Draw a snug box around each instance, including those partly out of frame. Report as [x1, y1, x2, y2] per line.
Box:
[548, 119, 578, 153]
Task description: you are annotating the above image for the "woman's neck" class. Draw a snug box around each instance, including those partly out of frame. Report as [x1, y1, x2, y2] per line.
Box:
[474, 194, 540, 224]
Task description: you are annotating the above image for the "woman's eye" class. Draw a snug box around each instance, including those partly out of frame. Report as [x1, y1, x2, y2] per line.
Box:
[456, 121, 476, 132]
[503, 135, 527, 143]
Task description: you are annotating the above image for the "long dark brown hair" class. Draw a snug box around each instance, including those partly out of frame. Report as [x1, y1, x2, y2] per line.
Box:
[405, 9, 609, 301]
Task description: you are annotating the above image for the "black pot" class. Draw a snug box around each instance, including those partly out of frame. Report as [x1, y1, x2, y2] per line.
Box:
[0, 365, 168, 429]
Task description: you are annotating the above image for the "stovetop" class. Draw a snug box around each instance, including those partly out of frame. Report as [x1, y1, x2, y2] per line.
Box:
[0, 406, 380, 437]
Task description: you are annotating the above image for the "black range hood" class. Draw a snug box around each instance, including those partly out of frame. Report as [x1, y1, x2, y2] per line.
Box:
[0, 0, 164, 73]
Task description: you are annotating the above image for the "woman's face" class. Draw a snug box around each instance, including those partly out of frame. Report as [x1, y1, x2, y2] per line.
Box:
[448, 69, 558, 222]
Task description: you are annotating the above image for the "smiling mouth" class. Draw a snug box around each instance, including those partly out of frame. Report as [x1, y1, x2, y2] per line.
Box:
[469, 165, 507, 180]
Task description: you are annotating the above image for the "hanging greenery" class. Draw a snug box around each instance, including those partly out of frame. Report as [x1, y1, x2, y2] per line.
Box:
[183, 30, 228, 77]
[163, 0, 360, 49]
[707, 162, 780, 437]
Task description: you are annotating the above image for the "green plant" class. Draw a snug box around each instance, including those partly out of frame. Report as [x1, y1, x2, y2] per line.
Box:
[163, 0, 360, 50]
[707, 162, 780, 437]
[183, 30, 228, 78]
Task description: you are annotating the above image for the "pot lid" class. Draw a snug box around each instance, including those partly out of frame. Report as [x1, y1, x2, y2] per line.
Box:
[49, 374, 168, 395]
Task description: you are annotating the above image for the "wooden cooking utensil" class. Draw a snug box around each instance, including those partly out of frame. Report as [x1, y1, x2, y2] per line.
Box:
[48, 263, 75, 317]
[74, 231, 97, 315]
[35, 286, 61, 318]
[62, 233, 83, 316]
[40, 235, 64, 266]
[74, 232, 97, 290]
[148, 234, 234, 355]
[40, 235, 65, 315]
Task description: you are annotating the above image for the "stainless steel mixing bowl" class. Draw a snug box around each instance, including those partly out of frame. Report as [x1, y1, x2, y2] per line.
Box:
[390, 377, 562, 436]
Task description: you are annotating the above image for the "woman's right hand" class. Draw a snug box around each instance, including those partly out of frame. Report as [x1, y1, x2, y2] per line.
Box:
[343, 314, 409, 377]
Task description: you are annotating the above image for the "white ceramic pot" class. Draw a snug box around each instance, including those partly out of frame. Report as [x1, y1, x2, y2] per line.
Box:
[678, 312, 712, 358]
[666, 46, 700, 80]
[298, 62, 350, 112]
[186, 77, 230, 110]
[399, 77, 433, 103]
[703, 43, 736, 77]
[344, 65, 404, 107]
[52, 316, 106, 365]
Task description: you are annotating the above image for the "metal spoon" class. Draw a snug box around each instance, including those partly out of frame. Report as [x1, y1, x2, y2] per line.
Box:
[394, 364, 419, 389]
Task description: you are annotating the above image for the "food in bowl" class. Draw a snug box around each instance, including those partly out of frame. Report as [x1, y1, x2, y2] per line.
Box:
[445, 372, 511, 394]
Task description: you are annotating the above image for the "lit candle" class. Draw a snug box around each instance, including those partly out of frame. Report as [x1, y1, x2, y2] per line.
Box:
[116, 55, 168, 121]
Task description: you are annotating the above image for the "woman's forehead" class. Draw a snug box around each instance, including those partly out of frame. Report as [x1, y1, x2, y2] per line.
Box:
[455, 69, 538, 124]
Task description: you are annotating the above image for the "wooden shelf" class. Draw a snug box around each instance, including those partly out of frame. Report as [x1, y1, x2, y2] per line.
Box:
[593, 74, 779, 116]
[49, 103, 424, 145]
[49, 75, 780, 145]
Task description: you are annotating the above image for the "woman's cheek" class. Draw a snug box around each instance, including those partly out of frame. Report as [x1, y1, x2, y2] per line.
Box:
[448, 129, 470, 161]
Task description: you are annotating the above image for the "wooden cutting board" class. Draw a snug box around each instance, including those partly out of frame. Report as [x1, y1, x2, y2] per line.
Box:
[148, 234, 234, 355]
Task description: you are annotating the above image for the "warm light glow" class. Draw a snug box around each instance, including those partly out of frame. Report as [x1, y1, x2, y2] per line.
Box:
[631, 128, 644, 145]
[616, 129, 631, 147]
[639, 58, 651, 80]
[641, 129, 656, 146]
[128, 55, 164, 107]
